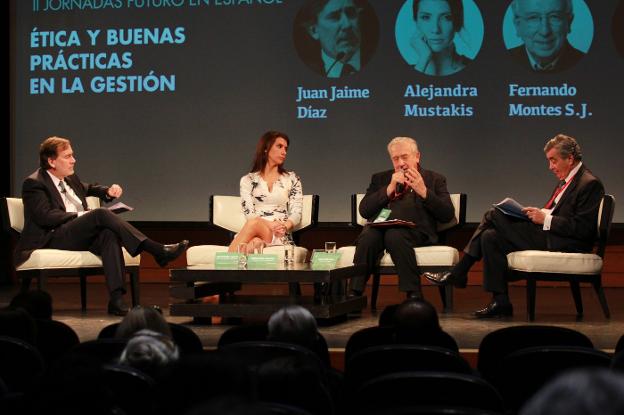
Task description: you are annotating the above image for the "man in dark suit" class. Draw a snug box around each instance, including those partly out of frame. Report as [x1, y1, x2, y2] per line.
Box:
[349, 137, 455, 299]
[298, 0, 368, 78]
[509, 0, 585, 73]
[425, 134, 604, 318]
[15, 136, 189, 315]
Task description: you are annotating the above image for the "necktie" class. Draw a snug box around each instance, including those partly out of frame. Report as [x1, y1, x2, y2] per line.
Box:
[59, 180, 84, 212]
[544, 180, 567, 209]
[340, 63, 356, 77]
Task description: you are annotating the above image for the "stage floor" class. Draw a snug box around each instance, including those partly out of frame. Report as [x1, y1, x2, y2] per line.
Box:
[1, 282, 622, 352]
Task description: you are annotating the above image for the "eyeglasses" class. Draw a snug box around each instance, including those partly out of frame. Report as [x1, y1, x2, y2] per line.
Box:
[515, 12, 569, 30]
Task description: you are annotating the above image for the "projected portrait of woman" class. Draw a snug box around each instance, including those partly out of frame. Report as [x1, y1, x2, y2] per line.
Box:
[395, 0, 484, 76]
[293, 0, 380, 78]
[502, 0, 594, 73]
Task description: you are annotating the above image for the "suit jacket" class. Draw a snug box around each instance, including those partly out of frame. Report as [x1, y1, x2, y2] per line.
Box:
[547, 165, 604, 252]
[14, 168, 112, 266]
[359, 168, 454, 245]
[306, 46, 372, 78]
[509, 41, 585, 73]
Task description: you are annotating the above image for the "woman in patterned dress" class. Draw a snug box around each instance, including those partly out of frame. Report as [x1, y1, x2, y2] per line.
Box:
[228, 131, 303, 252]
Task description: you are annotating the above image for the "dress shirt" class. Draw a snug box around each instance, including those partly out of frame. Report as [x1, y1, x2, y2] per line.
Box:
[46, 171, 86, 216]
[526, 46, 561, 71]
[542, 162, 583, 230]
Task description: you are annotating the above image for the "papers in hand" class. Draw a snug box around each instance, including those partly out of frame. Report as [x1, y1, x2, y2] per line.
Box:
[367, 219, 417, 228]
[106, 202, 134, 214]
[493, 198, 528, 220]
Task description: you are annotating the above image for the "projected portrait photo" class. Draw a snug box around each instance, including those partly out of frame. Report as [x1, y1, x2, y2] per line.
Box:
[293, 0, 380, 79]
[503, 0, 594, 73]
[395, 0, 484, 77]
[614, 0, 624, 59]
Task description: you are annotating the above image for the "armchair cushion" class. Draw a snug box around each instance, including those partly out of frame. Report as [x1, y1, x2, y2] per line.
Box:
[18, 248, 140, 270]
[507, 250, 602, 275]
[337, 245, 459, 268]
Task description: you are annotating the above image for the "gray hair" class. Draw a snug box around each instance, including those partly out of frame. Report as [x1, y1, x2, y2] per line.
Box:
[387, 136, 419, 155]
[512, 0, 572, 16]
[520, 369, 624, 415]
[544, 133, 582, 161]
[119, 329, 180, 370]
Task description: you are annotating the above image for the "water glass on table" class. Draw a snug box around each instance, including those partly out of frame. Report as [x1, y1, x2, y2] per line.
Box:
[253, 240, 265, 254]
[284, 241, 295, 266]
[325, 241, 337, 254]
[237, 243, 248, 268]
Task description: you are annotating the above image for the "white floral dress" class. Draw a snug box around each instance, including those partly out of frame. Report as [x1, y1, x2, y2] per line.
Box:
[239, 171, 303, 245]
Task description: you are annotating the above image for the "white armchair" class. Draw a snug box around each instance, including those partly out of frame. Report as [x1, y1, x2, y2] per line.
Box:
[185, 194, 318, 268]
[173, 195, 318, 300]
[2, 197, 141, 311]
[337, 193, 466, 311]
[507, 194, 615, 321]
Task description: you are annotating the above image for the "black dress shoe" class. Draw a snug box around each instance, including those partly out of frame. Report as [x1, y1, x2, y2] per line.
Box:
[107, 297, 129, 316]
[473, 301, 513, 318]
[155, 240, 189, 267]
[422, 271, 467, 288]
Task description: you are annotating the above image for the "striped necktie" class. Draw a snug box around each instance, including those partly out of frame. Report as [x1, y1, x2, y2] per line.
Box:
[58, 180, 84, 212]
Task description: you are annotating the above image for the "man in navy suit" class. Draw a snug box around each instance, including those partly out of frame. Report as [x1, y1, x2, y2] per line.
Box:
[425, 134, 604, 317]
[15, 136, 188, 315]
[349, 137, 455, 300]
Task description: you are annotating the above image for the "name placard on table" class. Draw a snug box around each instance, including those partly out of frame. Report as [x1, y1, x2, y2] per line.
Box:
[311, 252, 342, 269]
[247, 254, 279, 269]
[214, 252, 239, 269]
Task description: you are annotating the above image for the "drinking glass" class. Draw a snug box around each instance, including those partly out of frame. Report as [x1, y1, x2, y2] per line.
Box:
[284, 241, 295, 265]
[325, 241, 337, 253]
[237, 243, 248, 268]
[253, 240, 265, 254]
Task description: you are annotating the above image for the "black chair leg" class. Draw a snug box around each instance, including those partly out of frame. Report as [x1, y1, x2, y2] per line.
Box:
[80, 274, 87, 311]
[526, 279, 537, 321]
[371, 273, 380, 311]
[592, 278, 611, 319]
[129, 268, 140, 307]
[569, 280, 583, 317]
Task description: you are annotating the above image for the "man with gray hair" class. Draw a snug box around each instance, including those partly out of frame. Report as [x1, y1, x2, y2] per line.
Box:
[425, 134, 604, 318]
[509, 0, 584, 72]
[349, 137, 454, 300]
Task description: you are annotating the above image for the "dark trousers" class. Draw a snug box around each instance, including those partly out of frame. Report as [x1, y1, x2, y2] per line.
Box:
[464, 208, 547, 293]
[350, 226, 428, 293]
[46, 208, 147, 296]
